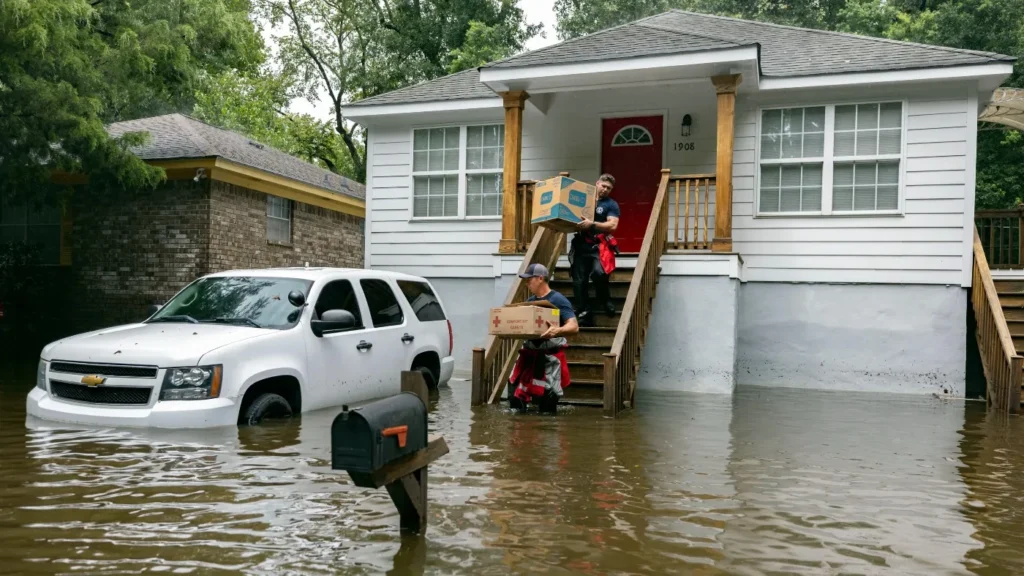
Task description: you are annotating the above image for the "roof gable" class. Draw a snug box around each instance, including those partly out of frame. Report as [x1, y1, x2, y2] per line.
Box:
[107, 114, 364, 200]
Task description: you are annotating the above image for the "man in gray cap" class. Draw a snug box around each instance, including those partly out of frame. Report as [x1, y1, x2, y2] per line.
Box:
[507, 263, 579, 412]
[519, 263, 579, 340]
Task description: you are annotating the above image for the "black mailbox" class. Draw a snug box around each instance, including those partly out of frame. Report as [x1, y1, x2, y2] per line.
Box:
[331, 392, 427, 486]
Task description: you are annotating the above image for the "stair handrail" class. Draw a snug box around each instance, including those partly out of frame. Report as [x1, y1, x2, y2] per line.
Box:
[471, 187, 565, 405]
[972, 226, 1022, 413]
[602, 169, 672, 415]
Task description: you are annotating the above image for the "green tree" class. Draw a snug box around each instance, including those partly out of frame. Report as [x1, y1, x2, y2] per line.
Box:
[0, 0, 264, 195]
[262, 0, 540, 181]
[192, 70, 360, 179]
[554, 0, 671, 40]
[449, 20, 520, 73]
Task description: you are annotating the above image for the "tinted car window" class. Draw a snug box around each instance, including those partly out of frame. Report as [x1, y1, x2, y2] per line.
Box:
[314, 280, 363, 328]
[360, 279, 404, 328]
[149, 276, 312, 329]
[397, 280, 446, 322]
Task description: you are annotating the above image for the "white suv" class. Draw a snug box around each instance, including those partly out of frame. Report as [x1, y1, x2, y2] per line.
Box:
[26, 268, 455, 428]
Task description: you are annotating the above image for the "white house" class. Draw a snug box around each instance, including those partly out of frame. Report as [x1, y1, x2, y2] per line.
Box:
[344, 10, 1016, 402]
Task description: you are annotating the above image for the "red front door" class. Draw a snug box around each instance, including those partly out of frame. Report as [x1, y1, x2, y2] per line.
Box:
[601, 116, 663, 253]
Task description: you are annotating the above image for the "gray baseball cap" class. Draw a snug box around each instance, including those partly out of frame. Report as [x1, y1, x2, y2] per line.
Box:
[518, 263, 549, 279]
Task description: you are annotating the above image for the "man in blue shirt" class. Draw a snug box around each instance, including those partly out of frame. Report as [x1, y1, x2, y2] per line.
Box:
[508, 263, 579, 412]
[570, 173, 620, 327]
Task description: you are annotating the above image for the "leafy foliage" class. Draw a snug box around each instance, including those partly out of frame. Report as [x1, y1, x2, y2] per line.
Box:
[0, 0, 264, 196]
[261, 0, 541, 180]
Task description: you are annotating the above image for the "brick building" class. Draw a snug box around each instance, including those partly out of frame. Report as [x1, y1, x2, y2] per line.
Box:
[3, 114, 365, 333]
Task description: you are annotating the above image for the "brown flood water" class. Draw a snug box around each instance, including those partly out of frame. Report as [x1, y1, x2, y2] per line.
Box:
[3, 370, 1024, 575]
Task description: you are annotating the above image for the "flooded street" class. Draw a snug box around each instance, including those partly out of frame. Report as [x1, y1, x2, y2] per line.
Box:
[4, 371, 1024, 575]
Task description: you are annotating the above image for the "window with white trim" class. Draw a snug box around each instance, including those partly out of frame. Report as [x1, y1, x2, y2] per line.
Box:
[757, 102, 904, 215]
[411, 125, 504, 219]
[413, 127, 460, 218]
[267, 195, 292, 244]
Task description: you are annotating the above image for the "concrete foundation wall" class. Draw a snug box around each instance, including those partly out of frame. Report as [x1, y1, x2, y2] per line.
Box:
[428, 278, 499, 377]
[638, 276, 739, 394]
[737, 283, 966, 395]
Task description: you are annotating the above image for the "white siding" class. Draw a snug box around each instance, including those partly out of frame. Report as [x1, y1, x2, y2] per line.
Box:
[733, 84, 974, 285]
[365, 125, 502, 278]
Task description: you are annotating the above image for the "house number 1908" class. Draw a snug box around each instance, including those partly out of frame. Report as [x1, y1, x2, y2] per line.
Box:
[673, 142, 695, 151]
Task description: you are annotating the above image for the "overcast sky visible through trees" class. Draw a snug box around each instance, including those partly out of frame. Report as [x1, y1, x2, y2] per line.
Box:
[274, 0, 557, 119]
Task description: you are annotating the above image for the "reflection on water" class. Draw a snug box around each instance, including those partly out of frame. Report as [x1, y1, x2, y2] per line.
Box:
[3, 372, 1024, 575]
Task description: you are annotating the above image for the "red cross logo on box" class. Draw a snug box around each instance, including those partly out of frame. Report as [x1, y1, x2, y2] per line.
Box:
[536, 316, 546, 329]
[493, 315, 501, 328]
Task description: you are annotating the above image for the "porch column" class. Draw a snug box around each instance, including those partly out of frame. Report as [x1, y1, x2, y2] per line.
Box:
[499, 90, 529, 254]
[711, 74, 741, 253]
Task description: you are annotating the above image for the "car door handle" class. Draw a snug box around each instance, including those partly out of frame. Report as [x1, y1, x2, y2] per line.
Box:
[401, 333, 415, 343]
[356, 340, 372, 351]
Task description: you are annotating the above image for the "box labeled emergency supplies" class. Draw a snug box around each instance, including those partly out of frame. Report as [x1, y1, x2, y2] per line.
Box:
[531, 175, 596, 233]
[488, 301, 560, 338]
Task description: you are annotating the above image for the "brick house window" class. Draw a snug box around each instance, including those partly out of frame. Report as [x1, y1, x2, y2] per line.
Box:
[0, 194, 61, 264]
[267, 195, 292, 244]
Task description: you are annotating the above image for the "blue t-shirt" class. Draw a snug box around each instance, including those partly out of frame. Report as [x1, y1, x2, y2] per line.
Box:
[528, 289, 576, 327]
[594, 196, 620, 224]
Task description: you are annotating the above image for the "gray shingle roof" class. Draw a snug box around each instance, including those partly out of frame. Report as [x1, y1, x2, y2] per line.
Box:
[347, 69, 496, 107]
[106, 114, 365, 201]
[347, 10, 1015, 109]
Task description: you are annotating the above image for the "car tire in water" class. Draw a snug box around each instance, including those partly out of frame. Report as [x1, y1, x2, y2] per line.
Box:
[414, 365, 438, 391]
[243, 393, 293, 426]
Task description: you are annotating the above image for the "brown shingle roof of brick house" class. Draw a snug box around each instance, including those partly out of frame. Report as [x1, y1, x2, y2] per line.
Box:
[106, 114, 364, 201]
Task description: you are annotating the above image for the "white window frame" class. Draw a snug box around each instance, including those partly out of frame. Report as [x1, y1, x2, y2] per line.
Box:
[408, 123, 504, 222]
[266, 195, 292, 244]
[464, 124, 505, 220]
[611, 124, 655, 147]
[754, 100, 908, 217]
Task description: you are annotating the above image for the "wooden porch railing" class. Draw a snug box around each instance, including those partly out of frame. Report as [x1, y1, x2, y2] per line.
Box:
[471, 196, 565, 406]
[972, 226, 1022, 413]
[671, 174, 715, 250]
[515, 180, 537, 254]
[976, 209, 1024, 269]
[601, 169, 671, 415]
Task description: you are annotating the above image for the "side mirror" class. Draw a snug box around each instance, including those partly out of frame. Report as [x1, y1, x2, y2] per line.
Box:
[288, 290, 306, 307]
[312, 309, 356, 337]
[146, 304, 161, 317]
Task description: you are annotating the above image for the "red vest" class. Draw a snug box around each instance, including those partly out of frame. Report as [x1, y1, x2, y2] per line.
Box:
[509, 346, 571, 402]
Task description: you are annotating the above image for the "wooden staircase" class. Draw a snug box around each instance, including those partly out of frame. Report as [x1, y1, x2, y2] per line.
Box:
[551, 267, 642, 407]
[471, 170, 675, 415]
[971, 227, 1023, 413]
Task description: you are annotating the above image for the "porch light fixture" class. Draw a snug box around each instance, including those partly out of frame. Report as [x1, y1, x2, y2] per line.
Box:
[681, 115, 693, 137]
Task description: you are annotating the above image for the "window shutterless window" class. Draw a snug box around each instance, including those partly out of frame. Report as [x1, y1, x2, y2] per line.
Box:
[0, 193, 62, 264]
[267, 195, 292, 243]
[397, 280, 446, 322]
[757, 102, 904, 216]
[360, 279, 405, 327]
[411, 124, 504, 219]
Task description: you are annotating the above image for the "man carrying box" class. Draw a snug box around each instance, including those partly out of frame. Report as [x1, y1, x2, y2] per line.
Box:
[570, 174, 620, 327]
[508, 263, 579, 413]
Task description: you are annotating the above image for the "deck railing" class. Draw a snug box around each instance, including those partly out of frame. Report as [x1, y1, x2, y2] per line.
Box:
[471, 201, 565, 405]
[601, 169, 671, 415]
[975, 209, 1024, 269]
[972, 226, 1022, 413]
[671, 174, 715, 250]
[514, 180, 536, 254]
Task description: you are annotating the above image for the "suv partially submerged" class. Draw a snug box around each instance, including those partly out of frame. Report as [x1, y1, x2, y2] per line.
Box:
[26, 268, 454, 428]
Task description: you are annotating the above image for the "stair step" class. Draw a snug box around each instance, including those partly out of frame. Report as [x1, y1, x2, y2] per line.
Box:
[566, 345, 612, 363]
[1004, 308, 1024, 321]
[1000, 294, 1024, 307]
[1008, 320, 1024, 337]
[570, 327, 616, 346]
[550, 283, 632, 299]
[995, 280, 1024, 293]
[553, 268, 636, 283]
[567, 361, 604, 380]
[562, 384, 605, 403]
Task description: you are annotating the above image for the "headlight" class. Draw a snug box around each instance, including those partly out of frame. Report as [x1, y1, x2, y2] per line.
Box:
[159, 365, 222, 401]
[36, 360, 47, 392]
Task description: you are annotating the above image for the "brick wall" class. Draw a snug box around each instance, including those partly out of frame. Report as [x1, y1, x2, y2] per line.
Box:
[71, 179, 211, 330]
[69, 179, 363, 331]
[208, 181, 363, 272]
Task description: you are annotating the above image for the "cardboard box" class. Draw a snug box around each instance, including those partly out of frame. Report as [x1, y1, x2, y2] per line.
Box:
[531, 175, 596, 233]
[488, 301, 560, 338]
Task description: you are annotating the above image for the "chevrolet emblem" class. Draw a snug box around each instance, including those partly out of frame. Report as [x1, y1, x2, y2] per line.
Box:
[81, 375, 106, 387]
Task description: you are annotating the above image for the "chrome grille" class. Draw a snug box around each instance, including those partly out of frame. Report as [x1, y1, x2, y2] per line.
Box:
[50, 381, 152, 405]
[50, 361, 158, 379]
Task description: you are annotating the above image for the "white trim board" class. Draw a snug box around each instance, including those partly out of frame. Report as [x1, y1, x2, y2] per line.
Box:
[343, 97, 501, 121]
[759, 63, 1013, 92]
